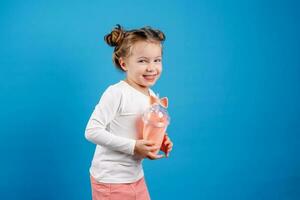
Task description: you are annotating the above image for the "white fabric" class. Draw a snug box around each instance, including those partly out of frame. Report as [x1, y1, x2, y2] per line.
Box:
[85, 80, 155, 183]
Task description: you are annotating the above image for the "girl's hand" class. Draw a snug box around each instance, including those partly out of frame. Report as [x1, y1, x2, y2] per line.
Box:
[134, 140, 164, 160]
[160, 133, 173, 157]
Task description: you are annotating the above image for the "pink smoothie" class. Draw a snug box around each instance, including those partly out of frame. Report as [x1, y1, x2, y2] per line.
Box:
[142, 108, 169, 154]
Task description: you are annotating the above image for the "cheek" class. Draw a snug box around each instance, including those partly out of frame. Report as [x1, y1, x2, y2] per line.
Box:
[157, 65, 162, 73]
[138, 67, 147, 74]
[131, 68, 145, 76]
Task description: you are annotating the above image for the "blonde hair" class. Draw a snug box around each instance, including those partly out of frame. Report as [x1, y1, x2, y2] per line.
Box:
[104, 24, 166, 71]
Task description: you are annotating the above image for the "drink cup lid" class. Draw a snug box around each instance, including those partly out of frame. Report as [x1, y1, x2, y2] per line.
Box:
[142, 105, 170, 128]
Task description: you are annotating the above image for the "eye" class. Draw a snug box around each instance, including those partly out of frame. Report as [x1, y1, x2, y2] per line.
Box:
[138, 60, 147, 63]
[154, 59, 162, 63]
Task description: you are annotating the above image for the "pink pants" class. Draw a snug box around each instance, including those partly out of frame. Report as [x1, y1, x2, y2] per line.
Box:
[90, 176, 151, 200]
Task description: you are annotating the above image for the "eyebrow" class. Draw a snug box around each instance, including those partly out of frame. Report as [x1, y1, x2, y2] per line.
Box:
[137, 56, 162, 59]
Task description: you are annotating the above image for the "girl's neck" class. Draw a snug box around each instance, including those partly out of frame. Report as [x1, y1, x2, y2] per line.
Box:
[124, 78, 150, 97]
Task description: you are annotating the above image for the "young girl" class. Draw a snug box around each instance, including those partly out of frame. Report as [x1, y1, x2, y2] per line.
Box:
[85, 24, 173, 200]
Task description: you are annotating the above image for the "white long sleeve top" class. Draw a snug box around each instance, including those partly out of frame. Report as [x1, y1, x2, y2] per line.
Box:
[85, 80, 155, 183]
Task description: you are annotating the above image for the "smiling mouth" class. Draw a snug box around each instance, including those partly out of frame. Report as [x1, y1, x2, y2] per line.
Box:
[143, 74, 157, 80]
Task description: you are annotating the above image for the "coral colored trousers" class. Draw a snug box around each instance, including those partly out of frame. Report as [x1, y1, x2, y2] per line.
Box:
[90, 176, 151, 200]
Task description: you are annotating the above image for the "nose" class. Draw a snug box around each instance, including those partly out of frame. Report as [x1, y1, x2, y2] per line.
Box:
[146, 67, 154, 72]
[146, 63, 155, 72]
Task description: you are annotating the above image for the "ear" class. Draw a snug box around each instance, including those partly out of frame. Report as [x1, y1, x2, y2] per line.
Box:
[119, 57, 127, 71]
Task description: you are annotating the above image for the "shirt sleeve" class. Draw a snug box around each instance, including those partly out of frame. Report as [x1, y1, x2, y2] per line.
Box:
[85, 86, 136, 155]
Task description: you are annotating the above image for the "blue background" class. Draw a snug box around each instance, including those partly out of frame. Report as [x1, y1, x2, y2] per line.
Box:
[1, 0, 299, 199]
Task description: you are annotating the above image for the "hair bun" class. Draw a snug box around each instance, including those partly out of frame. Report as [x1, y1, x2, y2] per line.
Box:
[156, 31, 166, 41]
[104, 24, 125, 47]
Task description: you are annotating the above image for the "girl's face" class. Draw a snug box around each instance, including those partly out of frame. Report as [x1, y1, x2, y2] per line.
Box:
[120, 41, 162, 94]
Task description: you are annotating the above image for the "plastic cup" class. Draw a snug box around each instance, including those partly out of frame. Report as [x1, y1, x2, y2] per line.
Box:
[142, 104, 170, 154]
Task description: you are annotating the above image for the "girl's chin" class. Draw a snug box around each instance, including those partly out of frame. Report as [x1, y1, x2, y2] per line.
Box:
[142, 79, 157, 86]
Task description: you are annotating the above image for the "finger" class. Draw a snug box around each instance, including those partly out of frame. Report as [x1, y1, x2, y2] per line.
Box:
[164, 140, 171, 146]
[168, 142, 173, 148]
[144, 140, 156, 146]
[147, 145, 160, 152]
[166, 148, 172, 157]
[164, 142, 173, 151]
[147, 152, 164, 160]
[165, 147, 172, 157]
[165, 149, 171, 157]
[164, 149, 168, 157]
